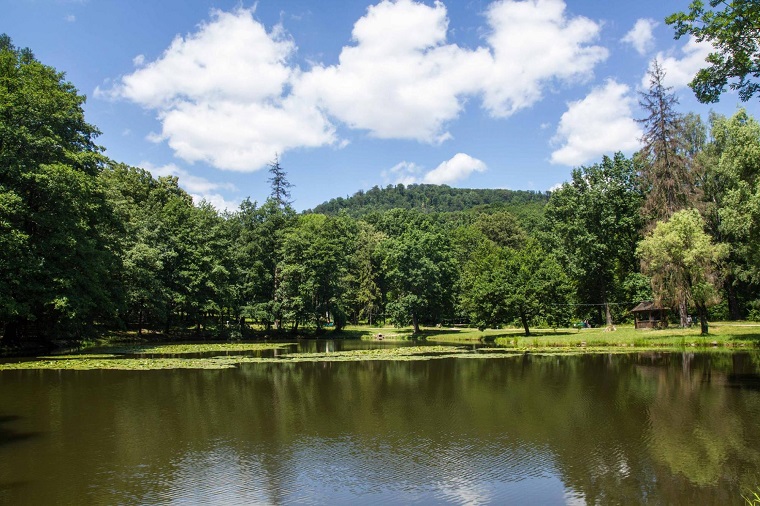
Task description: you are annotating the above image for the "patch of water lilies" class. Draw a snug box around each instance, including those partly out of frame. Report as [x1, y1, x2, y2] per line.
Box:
[99, 342, 297, 355]
[0, 345, 519, 370]
[2, 341, 753, 371]
[0, 356, 245, 370]
[253, 346, 473, 362]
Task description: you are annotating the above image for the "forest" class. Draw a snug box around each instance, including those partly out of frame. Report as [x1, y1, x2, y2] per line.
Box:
[2, 24, 760, 347]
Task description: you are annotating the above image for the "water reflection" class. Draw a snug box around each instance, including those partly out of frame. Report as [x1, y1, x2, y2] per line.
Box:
[0, 352, 758, 504]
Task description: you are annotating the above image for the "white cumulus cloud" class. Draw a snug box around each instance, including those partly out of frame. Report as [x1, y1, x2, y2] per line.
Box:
[102, 1, 609, 173]
[481, 0, 608, 117]
[551, 80, 642, 166]
[645, 36, 713, 90]
[382, 161, 424, 186]
[622, 18, 657, 55]
[110, 9, 294, 108]
[101, 8, 336, 172]
[384, 153, 486, 185]
[296, 0, 489, 143]
[423, 153, 486, 184]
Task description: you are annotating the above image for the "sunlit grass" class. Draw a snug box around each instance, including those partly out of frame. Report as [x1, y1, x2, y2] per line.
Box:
[341, 322, 760, 349]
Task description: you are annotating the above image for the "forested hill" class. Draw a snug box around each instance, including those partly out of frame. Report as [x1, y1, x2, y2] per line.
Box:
[310, 184, 550, 217]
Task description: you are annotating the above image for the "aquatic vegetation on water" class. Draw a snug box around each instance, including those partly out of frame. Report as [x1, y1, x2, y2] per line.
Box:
[0, 345, 507, 370]
[98, 342, 296, 355]
[0, 356, 242, 370]
[0, 340, 757, 371]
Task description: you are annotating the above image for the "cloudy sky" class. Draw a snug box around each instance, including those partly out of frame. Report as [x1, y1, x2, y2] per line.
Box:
[5, 0, 759, 211]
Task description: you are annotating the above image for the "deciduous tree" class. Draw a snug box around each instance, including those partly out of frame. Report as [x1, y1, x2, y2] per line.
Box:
[667, 0, 760, 103]
[381, 228, 456, 333]
[543, 153, 643, 326]
[0, 35, 119, 342]
[637, 209, 728, 334]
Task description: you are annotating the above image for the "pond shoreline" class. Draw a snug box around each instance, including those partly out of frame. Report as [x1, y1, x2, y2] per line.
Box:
[1, 327, 758, 371]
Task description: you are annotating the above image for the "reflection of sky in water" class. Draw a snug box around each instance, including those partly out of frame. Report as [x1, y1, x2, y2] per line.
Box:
[142, 436, 569, 505]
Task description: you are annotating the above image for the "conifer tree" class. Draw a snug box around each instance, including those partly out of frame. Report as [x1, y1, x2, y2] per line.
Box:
[267, 155, 293, 208]
[637, 61, 705, 327]
[637, 60, 697, 225]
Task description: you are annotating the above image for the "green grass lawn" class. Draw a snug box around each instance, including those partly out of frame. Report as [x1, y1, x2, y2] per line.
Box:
[339, 322, 760, 350]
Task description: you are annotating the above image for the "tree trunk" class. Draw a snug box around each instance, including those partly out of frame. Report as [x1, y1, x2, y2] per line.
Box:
[2, 320, 20, 344]
[412, 313, 420, 334]
[726, 277, 741, 320]
[604, 301, 613, 327]
[164, 306, 172, 335]
[137, 306, 144, 336]
[520, 309, 530, 336]
[679, 298, 688, 328]
[696, 302, 709, 335]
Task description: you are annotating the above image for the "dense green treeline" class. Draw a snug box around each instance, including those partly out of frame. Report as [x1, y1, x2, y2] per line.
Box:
[3, 35, 760, 346]
[310, 183, 548, 215]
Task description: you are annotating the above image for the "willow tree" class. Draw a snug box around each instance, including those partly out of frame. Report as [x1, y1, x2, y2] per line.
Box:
[637, 209, 727, 335]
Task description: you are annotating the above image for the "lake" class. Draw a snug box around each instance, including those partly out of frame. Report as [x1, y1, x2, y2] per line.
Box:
[1, 345, 759, 504]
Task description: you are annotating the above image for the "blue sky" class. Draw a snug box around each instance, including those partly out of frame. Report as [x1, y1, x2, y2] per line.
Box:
[5, 0, 759, 211]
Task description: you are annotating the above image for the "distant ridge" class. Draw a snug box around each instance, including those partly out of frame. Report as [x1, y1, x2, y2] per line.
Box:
[309, 183, 549, 217]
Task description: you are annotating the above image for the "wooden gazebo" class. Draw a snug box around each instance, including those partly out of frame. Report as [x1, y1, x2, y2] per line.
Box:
[631, 301, 670, 329]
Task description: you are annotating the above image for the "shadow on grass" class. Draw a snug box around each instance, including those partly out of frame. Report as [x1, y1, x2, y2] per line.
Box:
[726, 332, 760, 343]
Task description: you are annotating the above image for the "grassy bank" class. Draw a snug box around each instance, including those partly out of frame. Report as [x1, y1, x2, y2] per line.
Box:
[346, 322, 760, 349]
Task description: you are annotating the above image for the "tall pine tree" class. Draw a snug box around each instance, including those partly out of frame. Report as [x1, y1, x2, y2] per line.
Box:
[267, 155, 293, 208]
[637, 60, 697, 224]
[637, 60, 701, 326]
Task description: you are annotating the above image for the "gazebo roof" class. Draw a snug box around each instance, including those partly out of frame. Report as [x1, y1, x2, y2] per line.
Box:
[631, 301, 669, 313]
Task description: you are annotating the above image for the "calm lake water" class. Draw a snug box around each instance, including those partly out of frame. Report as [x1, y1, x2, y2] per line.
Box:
[1, 345, 759, 504]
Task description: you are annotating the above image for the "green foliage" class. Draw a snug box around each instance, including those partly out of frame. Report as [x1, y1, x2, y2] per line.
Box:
[637, 209, 728, 334]
[100, 164, 234, 335]
[347, 222, 385, 325]
[696, 109, 760, 319]
[277, 214, 353, 331]
[0, 35, 119, 341]
[542, 153, 643, 324]
[311, 183, 548, 220]
[8, 34, 760, 346]
[460, 238, 572, 335]
[229, 198, 295, 330]
[267, 155, 293, 208]
[712, 110, 760, 283]
[667, 0, 760, 103]
[381, 226, 456, 332]
[472, 211, 526, 248]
